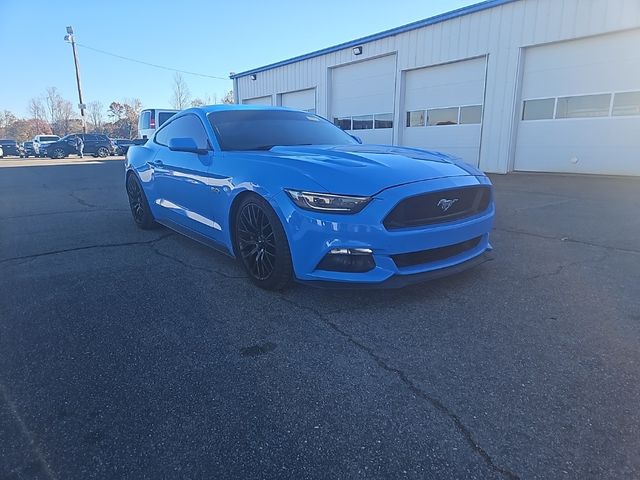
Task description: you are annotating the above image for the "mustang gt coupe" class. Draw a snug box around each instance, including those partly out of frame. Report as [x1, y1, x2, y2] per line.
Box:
[125, 105, 494, 290]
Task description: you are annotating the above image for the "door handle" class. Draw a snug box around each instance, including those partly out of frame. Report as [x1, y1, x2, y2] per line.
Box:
[153, 159, 164, 167]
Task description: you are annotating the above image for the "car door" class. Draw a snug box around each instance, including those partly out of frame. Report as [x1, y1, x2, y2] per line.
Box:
[81, 134, 96, 154]
[63, 135, 77, 155]
[152, 114, 219, 239]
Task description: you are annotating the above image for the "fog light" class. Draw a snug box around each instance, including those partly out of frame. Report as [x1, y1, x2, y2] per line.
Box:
[317, 248, 375, 273]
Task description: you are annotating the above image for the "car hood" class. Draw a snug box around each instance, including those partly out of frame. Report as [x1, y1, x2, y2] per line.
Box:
[228, 145, 484, 196]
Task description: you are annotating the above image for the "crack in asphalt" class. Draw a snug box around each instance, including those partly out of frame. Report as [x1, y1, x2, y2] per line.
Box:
[0, 234, 174, 264]
[148, 242, 247, 279]
[0, 383, 58, 480]
[494, 227, 640, 255]
[526, 251, 611, 280]
[279, 296, 520, 480]
[1, 228, 247, 280]
[69, 190, 98, 209]
[1, 208, 129, 220]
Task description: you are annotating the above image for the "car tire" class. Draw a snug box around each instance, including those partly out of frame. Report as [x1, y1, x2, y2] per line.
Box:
[126, 173, 157, 230]
[52, 147, 65, 159]
[97, 147, 108, 158]
[233, 194, 293, 290]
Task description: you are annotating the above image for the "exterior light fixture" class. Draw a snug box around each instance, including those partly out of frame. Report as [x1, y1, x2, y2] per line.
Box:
[250, 74, 257, 80]
[353, 46, 363, 55]
[66, 26, 74, 34]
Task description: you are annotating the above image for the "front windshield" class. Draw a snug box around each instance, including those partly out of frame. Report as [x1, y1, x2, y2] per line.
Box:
[208, 109, 358, 151]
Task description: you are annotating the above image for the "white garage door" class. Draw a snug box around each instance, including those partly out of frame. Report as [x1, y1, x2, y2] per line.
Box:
[515, 29, 640, 175]
[401, 57, 486, 167]
[331, 54, 396, 144]
[281, 88, 316, 113]
[242, 95, 272, 106]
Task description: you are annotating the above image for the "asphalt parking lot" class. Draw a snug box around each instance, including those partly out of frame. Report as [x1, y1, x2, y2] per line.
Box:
[1, 156, 639, 479]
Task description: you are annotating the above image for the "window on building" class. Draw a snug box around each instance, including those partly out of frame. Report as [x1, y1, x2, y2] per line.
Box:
[406, 110, 425, 127]
[556, 94, 611, 119]
[612, 91, 640, 117]
[352, 115, 374, 130]
[427, 107, 459, 126]
[522, 98, 555, 120]
[374, 113, 393, 129]
[334, 117, 352, 130]
[460, 105, 482, 124]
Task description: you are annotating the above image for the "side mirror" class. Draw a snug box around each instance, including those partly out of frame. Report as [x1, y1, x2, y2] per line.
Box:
[168, 137, 209, 155]
[350, 134, 363, 144]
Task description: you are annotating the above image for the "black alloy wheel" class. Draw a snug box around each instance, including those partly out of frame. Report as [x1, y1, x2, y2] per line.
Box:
[234, 195, 293, 290]
[97, 147, 109, 158]
[126, 173, 156, 229]
[52, 147, 65, 159]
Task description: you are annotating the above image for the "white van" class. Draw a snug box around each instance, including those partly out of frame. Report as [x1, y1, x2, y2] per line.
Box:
[138, 109, 178, 139]
[33, 134, 60, 156]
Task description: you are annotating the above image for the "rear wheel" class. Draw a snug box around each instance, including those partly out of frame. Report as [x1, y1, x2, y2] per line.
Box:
[126, 173, 157, 229]
[233, 194, 293, 290]
[97, 147, 108, 158]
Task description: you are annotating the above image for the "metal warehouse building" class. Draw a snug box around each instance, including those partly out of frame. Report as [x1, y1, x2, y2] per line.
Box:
[231, 0, 640, 176]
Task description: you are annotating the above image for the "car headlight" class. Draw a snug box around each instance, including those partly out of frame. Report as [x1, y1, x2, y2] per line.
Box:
[285, 189, 371, 214]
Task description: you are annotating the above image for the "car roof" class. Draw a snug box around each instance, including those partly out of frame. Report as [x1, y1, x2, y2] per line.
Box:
[195, 104, 298, 114]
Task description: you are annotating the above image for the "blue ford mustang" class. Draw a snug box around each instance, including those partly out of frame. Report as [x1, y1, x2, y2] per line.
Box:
[125, 105, 494, 290]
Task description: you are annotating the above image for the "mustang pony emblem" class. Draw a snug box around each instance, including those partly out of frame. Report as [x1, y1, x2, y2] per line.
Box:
[437, 198, 459, 212]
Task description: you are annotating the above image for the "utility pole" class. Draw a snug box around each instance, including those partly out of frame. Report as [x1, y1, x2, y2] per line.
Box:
[64, 26, 86, 133]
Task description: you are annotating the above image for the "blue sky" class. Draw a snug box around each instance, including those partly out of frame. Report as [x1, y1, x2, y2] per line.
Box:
[1, 0, 476, 116]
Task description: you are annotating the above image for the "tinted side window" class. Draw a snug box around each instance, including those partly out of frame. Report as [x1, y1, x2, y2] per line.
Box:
[158, 112, 176, 127]
[155, 114, 209, 149]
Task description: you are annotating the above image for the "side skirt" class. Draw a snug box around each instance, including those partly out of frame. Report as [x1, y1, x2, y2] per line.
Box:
[156, 218, 235, 259]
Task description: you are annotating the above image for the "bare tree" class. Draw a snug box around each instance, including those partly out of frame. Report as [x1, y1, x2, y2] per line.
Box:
[107, 98, 143, 138]
[44, 87, 63, 131]
[170, 73, 191, 110]
[87, 101, 104, 132]
[191, 93, 217, 107]
[123, 98, 142, 138]
[28, 97, 48, 133]
[0, 110, 18, 138]
[221, 90, 235, 104]
[57, 100, 76, 135]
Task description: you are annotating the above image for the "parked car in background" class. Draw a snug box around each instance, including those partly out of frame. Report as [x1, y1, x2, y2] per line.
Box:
[0, 139, 21, 157]
[0, 145, 4, 158]
[112, 138, 143, 156]
[138, 108, 178, 139]
[22, 141, 36, 157]
[33, 135, 60, 156]
[42, 133, 117, 159]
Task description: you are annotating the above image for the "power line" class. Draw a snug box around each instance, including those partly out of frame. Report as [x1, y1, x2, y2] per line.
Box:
[75, 42, 229, 80]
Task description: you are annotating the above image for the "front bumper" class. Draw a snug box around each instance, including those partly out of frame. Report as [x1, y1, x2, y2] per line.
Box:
[275, 175, 495, 286]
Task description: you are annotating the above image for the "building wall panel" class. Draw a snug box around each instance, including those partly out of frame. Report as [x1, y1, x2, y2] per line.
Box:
[234, 0, 640, 174]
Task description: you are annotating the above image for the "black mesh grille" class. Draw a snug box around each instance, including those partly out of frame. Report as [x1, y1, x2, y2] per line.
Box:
[383, 186, 491, 230]
[391, 236, 482, 269]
